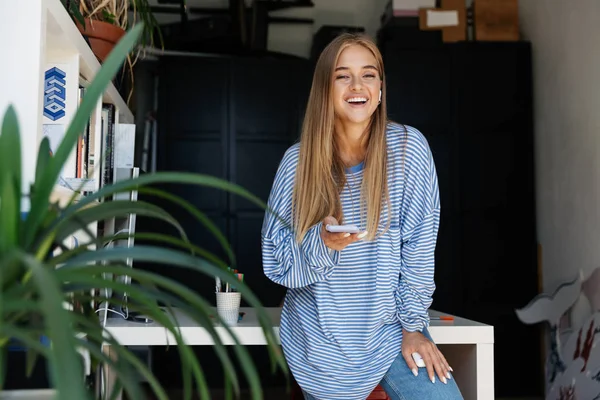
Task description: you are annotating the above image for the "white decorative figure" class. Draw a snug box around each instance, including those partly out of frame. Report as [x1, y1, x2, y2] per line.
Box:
[517, 267, 600, 399]
[515, 273, 583, 387]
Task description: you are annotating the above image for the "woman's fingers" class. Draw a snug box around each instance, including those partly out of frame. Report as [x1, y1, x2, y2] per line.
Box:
[322, 216, 339, 226]
[429, 344, 450, 384]
[321, 231, 350, 250]
[401, 330, 454, 385]
[320, 217, 367, 250]
[332, 232, 365, 243]
[432, 350, 448, 384]
[437, 348, 453, 379]
[323, 232, 364, 250]
[414, 344, 450, 384]
[401, 349, 419, 377]
[421, 349, 436, 383]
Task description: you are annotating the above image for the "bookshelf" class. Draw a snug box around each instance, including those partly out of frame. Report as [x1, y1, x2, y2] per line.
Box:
[0, 0, 134, 212]
[0, 1, 142, 391]
[45, 0, 133, 122]
[0, 0, 140, 284]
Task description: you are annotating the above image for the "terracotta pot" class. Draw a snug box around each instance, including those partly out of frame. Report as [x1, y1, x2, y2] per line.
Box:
[77, 18, 125, 62]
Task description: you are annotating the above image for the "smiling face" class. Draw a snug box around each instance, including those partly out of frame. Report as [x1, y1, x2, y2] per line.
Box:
[332, 44, 382, 127]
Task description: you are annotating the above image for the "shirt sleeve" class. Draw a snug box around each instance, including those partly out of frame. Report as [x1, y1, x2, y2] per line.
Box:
[395, 128, 441, 332]
[261, 146, 339, 289]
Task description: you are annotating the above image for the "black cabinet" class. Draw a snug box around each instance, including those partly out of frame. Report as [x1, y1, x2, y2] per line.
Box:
[382, 40, 540, 396]
[153, 54, 311, 309]
[145, 41, 540, 396]
[141, 54, 311, 391]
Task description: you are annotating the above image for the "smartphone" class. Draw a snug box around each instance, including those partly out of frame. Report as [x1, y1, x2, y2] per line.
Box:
[412, 352, 426, 368]
[325, 224, 360, 234]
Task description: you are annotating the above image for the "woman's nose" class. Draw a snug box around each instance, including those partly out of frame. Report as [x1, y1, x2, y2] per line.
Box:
[350, 77, 362, 90]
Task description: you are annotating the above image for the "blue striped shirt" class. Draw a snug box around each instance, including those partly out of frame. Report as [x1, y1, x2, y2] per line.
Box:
[261, 123, 440, 399]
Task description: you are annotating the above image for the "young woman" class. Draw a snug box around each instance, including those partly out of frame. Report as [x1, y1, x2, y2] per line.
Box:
[261, 33, 463, 400]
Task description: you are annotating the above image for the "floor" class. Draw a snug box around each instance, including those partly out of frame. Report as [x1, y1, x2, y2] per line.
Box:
[158, 388, 291, 400]
[159, 389, 544, 400]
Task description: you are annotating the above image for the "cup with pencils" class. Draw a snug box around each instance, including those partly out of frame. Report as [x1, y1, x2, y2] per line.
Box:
[215, 268, 244, 326]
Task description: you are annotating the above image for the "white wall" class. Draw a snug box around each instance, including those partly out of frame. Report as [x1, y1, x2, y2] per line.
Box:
[519, 0, 600, 322]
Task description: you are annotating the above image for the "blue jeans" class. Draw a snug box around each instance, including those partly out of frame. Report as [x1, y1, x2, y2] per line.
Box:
[303, 328, 463, 400]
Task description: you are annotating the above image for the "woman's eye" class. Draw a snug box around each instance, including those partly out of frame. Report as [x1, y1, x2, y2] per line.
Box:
[336, 75, 349, 80]
[364, 74, 376, 79]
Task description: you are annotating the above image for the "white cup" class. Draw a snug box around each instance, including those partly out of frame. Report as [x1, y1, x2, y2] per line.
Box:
[216, 292, 241, 326]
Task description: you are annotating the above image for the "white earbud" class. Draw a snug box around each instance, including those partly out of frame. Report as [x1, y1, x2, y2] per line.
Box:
[378, 89, 382, 103]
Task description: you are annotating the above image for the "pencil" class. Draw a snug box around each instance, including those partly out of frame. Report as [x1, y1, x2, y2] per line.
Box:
[431, 315, 454, 321]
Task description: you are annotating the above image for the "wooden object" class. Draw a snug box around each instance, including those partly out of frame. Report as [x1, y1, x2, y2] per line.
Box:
[418, 0, 466, 42]
[292, 383, 390, 399]
[367, 385, 390, 399]
[474, 0, 519, 41]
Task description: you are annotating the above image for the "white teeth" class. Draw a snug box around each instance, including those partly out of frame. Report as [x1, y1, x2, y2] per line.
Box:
[347, 97, 368, 103]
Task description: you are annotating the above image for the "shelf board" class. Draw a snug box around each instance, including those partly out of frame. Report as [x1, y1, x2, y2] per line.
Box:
[44, 0, 134, 124]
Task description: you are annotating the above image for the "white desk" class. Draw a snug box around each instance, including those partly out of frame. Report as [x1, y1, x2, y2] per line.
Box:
[104, 308, 494, 400]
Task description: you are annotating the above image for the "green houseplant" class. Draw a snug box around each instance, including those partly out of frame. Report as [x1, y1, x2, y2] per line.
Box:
[64, 0, 167, 104]
[72, 0, 163, 63]
[0, 23, 286, 399]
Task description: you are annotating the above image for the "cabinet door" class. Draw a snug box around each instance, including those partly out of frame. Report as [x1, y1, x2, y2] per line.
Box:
[384, 46, 453, 135]
[148, 55, 310, 392]
[231, 57, 311, 307]
[151, 56, 231, 298]
[384, 46, 463, 314]
[454, 43, 537, 315]
[154, 54, 310, 307]
[453, 42, 540, 397]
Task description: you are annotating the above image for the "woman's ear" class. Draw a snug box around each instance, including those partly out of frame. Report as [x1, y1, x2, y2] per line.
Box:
[379, 89, 382, 103]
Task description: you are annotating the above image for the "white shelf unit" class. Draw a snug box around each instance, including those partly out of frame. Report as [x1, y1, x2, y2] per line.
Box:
[0, 0, 134, 213]
[0, 3, 141, 381]
[0, 0, 140, 274]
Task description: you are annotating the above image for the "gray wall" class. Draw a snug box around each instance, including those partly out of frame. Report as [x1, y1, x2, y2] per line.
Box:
[519, 0, 600, 326]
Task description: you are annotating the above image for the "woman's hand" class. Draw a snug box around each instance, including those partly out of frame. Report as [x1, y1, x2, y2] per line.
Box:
[320, 216, 367, 251]
[402, 329, 453, 384]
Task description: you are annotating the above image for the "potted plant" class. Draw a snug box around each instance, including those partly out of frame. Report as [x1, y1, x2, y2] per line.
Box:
[71, 0, 163, 63]
[0, 24, 286, 399]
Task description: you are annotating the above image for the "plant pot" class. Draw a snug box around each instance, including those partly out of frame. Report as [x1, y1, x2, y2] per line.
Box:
[77, 18, 125, 62]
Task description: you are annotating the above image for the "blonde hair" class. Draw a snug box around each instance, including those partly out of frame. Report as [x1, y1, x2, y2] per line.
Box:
[292, 33, 390, 243]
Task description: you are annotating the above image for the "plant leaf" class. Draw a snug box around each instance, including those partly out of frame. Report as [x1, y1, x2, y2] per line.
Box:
[60, 245, 286, 372]
[49, 199, 186, 244]
[72, 313, 172, 400]
[0, 172, 18, 255]
[225, 372, 233, 400]
[74, 288, 211, 400]
[24, 23, 144, 248]
[35, 137, 51, 190]
[66, 322, 146, 400]
[49, 232, 226, 271]
[137, 186, 236, 267]
[0, 324, 51, 391]
[0, 347, 5, 390]
[0, 324, 51, 358]
[20, 253, 89, 399]
[25, 348, 39, 378]
[62, 172, 269, 221]
[69, 1, 86, 28]
[0, 106, 21, 253]
[0, 105, 21, 204]
[61, 270, 233, 399]
[58, 254, 287, 396]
